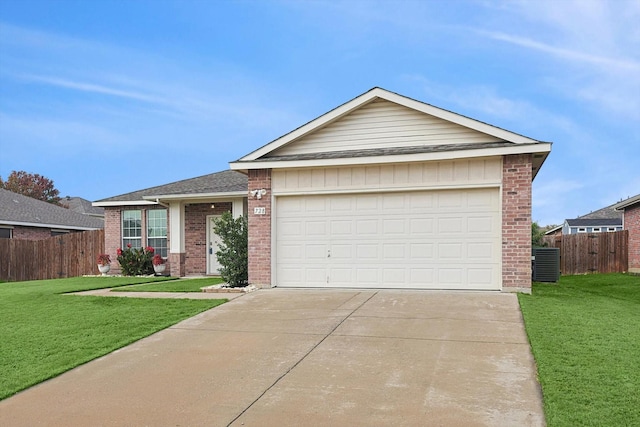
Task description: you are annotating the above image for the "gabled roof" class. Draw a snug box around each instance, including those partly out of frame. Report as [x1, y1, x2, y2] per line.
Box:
[94, 170, 247, 206]
[613, 194, 640, 210]
[0, 188, 104, 230]
[230, 87, 552, 177]
[566, 218, 622, 227]
[60, 196, 105, 217]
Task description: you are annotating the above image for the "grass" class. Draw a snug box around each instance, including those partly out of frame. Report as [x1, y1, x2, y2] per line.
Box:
[518, 273, 640, 426]
[117, 277, 225, 292]
[0, 277, 226, 400]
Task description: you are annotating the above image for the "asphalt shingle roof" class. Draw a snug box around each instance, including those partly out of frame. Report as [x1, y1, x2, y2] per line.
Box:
[60, 197, 105, 217]
[566, 218, 622, 227]
[96, 170, 248, 203]
[0, 189, 104, 229]
[256, 141, 519, 162]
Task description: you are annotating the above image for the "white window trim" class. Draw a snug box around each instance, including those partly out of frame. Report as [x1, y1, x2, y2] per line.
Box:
[577, 227, 587, 233]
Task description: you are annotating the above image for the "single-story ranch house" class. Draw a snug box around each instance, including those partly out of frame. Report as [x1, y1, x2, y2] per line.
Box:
[95, 88, 551, 292]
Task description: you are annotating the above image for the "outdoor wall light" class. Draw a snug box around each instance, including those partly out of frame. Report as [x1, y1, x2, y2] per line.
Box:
[250, 189, 267, 199]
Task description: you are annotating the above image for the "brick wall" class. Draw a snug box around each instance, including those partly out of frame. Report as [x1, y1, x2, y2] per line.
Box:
[184, 203, 231, 275]
[502, 154, 533, 292]
[11, 225, 56, 240]
[247, 169, 272, 287]
[624, 203, 640, 270]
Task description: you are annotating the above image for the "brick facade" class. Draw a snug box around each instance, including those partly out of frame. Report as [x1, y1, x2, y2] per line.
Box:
[104, 203, 232, 276]
[501, 154, 533, 292]
[624, 203, 640, 271]
[184, 203, 232, 276]
[10, 225, 60, 240]
[247, 169, 272, 287]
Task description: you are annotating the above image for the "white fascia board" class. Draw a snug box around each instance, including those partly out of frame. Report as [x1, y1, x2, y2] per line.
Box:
[92, 200, 158, 207]
[142, 191, 247, 202]
[231, 142, 552, 170]
[613, 194, 640, 210]
[0, 220, 101, 231]
[237, 88, 541, 162]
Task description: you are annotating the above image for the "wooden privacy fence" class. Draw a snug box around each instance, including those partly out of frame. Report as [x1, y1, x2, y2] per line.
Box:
[546, 230, 628, 275]
[0, 229, 104, 282]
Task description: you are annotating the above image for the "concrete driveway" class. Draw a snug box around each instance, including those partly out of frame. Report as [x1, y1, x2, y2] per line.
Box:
[0, 290, 545, 426]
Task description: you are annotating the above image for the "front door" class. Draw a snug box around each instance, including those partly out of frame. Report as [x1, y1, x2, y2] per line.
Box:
[207, 215, 223, 275]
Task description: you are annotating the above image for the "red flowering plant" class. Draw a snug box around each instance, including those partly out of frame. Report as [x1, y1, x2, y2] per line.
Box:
[152, 254, 165, 266]
[116, 245, 155, 276]
[96, 253, 111, 266]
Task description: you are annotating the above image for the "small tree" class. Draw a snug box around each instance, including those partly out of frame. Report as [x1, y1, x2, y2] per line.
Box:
[0, 170, 62, 205]
[213, 212, 248, 287]
[532, 221, 548, 247]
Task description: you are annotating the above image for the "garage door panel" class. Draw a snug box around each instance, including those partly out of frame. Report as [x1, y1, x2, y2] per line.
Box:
[276, 188, 500, 289]
[383, 219, 406, 234]
[438, 217, 464, 234]
[305, 221, 326, 236]
[410, 218, 434, 234]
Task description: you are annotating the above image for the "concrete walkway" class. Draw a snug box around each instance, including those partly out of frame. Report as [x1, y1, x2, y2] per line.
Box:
[72, 287, 247, 300]
[0, 289, 545, 426]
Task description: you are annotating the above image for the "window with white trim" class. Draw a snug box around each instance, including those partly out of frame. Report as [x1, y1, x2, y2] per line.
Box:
[608, 227, 616, 231]
[577, 227, 587, 233]
[122, 210, 142, 248]
[592, 227, 601, 233]
[0, 227, 12, 239]
[147, 209, 167, 257]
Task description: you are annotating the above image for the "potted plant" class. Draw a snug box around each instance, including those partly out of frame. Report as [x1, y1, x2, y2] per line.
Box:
[97, 253, 111, 276]
[152, 254, 166, 275]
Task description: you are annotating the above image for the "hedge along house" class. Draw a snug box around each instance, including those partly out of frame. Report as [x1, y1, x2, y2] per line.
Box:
[94, 170, 247, 276]
[230, 88, 551, 292]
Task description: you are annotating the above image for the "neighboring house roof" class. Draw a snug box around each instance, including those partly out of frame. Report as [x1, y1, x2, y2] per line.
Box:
[576, 202, 623, 220]
[613, 194, 640, 210]
[60, 196, 105, 217]
[544, 225, 562, 235]
[0, 188, 104, 230]
[565, 218, 622, 227]
[94, 170, 248, 206]
[231, 87, 552, 177]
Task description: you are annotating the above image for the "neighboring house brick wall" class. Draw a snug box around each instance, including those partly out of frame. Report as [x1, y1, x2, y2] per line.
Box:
[247, 169, 272, 287]
[104, 207, 126, 275]
[184, 203, 232, 276]
[625, 204, 640, 270]
[502, 154, 533, 292]
[11, 226, 55, 240]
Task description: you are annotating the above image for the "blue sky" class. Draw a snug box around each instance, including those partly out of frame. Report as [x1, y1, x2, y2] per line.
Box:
[0, 0, 638, 226]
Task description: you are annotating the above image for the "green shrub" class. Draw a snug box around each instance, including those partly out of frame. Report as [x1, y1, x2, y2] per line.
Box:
[213, 212, 248, 287]
[116, 245, 154, 276]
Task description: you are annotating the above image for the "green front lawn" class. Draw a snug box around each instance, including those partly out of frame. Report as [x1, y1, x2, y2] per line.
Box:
[519, 273, 640, 426]
[117, 277, 224, 292]
[0, 277, 226, 400]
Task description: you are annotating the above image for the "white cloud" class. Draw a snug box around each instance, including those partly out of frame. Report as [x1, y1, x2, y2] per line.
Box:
[19, 74, 166, 104]
[477, 30, 640, 72]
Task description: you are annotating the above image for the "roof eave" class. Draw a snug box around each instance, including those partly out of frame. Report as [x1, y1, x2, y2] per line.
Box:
[613, 195, 640, 210]
[142, 191, 247, 202]
[0, 220, 102, 231]
[231, 142, 552, 173]
[92, 200, 159, 207]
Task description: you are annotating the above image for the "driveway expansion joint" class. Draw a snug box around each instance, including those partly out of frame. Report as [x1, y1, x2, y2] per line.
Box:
[226, 291, 379, 426]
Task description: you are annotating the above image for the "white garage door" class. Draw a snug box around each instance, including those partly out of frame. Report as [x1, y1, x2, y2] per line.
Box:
[275, 188, 501, 290]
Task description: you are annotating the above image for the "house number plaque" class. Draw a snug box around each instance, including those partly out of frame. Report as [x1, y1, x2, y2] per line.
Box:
[254, 207, 266, 215]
